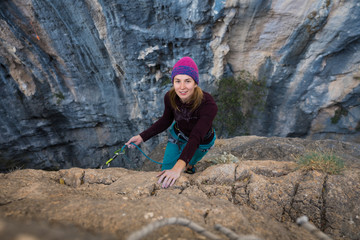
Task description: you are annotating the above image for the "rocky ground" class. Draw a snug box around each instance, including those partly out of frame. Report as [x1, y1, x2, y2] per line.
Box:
[1, 136, 359, 240]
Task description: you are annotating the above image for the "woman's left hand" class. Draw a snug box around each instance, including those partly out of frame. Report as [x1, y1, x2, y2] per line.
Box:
[157, 160, 186, 188]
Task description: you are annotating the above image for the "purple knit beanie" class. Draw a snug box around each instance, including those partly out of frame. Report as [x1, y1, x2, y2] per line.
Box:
[171, 57, 199, 84]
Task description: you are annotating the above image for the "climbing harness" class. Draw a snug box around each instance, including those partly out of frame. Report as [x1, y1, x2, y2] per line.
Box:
[99, 143, 162, 169]
[174, 122, 214, 142]
[171, 123, 215, 152]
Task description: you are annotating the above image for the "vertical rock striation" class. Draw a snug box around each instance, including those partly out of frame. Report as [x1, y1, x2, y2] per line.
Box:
[0, 0, 359, 170]
[0, 0, 217, 170]
[225, 0, 360, 141]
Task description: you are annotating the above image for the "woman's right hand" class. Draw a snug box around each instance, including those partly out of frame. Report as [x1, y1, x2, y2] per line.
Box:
[125, 135, 144, 148]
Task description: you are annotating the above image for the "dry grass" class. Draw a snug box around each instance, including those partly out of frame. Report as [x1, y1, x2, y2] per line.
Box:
[296, 150, 345, 175]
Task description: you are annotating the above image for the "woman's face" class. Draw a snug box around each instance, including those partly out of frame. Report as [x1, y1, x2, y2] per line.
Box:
[173, 74, 197, 103]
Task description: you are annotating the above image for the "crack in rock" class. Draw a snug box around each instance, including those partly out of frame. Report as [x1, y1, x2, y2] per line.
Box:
[320, 174, 329, 232]
[203, 209, 210, 224]
[288, 181, 301, 222]
[59, 168, 85, 188]
[150, 184, 159, 196]
[0, 201, 13, 206]
[281, 178, 300, 222]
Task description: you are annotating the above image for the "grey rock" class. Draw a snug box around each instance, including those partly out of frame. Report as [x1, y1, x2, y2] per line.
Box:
[0, 0, 359, 170]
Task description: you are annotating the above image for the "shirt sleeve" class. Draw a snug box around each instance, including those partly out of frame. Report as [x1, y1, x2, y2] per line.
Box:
[179, 94, 218, 164]
[139, 92, 174, 142]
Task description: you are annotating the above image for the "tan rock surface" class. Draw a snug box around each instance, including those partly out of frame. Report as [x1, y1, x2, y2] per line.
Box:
[1, 136, 359, 240]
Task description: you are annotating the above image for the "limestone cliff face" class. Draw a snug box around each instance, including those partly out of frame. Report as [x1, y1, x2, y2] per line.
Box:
[0, 0, 359, 170]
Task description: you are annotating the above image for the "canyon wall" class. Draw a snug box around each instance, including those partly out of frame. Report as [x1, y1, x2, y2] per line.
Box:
[0, 0, 359, 170]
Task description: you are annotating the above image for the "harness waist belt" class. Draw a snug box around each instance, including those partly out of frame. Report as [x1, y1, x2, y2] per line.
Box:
[174, 123, 213, 142]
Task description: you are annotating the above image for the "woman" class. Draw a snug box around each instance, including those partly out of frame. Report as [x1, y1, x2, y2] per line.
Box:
[125, 56, 217, 188]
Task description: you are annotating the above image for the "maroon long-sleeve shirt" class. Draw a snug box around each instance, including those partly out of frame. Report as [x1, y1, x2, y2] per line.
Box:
[139, 91, 218, 164]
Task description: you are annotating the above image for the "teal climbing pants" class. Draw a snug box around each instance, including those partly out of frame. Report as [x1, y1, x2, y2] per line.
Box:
[161, 123, 216, 170]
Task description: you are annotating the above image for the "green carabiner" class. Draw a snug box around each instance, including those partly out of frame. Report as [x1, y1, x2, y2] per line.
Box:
[100, 145, 126, 169]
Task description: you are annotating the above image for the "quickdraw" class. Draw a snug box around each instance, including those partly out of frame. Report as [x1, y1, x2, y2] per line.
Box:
[99, 143, 162, 169]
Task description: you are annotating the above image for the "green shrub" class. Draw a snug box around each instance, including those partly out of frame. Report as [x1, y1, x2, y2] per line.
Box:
[297, 151, 345, 175]
[54, 92, 65, 104]
[213, 70, 266, 137]
[331, 105, 348, 124]
[160, 77, 172, 87]
[356, 121, 360, 131]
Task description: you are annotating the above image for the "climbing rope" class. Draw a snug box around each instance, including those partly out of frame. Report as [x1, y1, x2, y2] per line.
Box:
[99, 143, 162, 169]
[214, 224, 262, 240]
[127, 216, 332, 240]
[296, 216, 333, 240]
[126, 217, 263, 240]
[129, 143, 162, 164]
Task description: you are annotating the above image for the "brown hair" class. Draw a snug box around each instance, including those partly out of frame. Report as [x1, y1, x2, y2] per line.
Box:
[169, 86, 204, 112]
